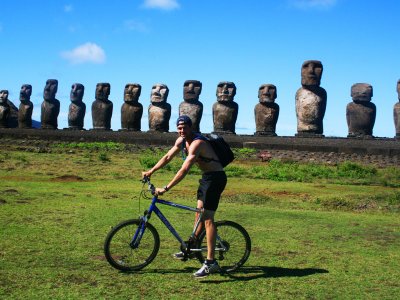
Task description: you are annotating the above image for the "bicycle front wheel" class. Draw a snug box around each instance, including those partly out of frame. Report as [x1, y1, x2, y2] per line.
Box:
[104, 219, 160, 272]
[196, 220, 251, 272]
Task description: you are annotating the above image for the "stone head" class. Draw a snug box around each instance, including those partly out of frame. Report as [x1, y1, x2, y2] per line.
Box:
[183, 80, 202, 102]
[95, 83, 110, 101]
[151, 83, 169, 104]
[0, 90, 8, 104]
[216, 81, 236, 102]
[351, 83, 373, 103]
[124, 83, 142, 103]
[397, 79, 400, 100]
[20, 84, 32, 102]
[301, 60, 323, 87]
[70, 83, 85, 103]
[43, 79, 58, 101]
[258, 84, 277, 103]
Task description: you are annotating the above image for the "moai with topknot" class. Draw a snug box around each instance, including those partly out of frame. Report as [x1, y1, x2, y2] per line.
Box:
[346, 83, 376, 138]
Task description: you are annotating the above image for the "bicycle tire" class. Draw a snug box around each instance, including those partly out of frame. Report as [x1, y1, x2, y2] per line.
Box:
[104, 219, 160, 272]
[196, 220, 251, 272]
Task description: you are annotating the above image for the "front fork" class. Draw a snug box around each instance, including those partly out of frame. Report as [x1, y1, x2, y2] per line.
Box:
[129, 210, 150, 249]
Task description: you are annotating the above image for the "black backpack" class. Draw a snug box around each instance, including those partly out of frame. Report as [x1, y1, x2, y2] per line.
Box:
[206, 134, 235, 167]
[182, 133, 235, 168]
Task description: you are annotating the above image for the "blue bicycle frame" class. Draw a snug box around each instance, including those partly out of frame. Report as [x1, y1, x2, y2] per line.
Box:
[130, 194, 204, 251]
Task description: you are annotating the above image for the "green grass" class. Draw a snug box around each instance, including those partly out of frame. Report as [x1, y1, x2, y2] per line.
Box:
[1, 144, 399, 299]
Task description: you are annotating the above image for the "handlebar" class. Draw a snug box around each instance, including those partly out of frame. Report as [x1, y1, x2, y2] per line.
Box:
[142, 176, 156, 195]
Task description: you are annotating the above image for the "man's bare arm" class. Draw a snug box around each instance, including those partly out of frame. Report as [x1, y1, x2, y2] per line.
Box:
[142, 137, 183, 178]
[154, 140, 202, 195]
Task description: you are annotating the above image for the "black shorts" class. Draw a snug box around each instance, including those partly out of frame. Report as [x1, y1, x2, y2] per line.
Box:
[197, 171, 227, 211]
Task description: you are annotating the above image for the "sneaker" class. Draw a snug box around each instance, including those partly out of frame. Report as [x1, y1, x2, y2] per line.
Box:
[173, 251, 196, 260]
[193, 261, 221, 278]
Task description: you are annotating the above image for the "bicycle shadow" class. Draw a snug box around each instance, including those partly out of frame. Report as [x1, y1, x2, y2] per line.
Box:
[119, 265, 328, 283]
[195, 266, 329, 283]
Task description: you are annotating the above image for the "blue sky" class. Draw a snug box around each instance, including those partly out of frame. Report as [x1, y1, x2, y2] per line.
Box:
[1, 0, 399, 137]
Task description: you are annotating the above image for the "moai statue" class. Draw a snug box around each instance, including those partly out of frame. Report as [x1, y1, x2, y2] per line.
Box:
[0, 90, 19, 128]
[41, 79, 60, 129]
[346, 83, 376, 138]
[18, 84, 33, 128]
[121, 83, 143, 131]
[7, 91, 18, 128]
[178, 80, 203, 133]
[212, 81, 238, 134]
[68, 83, 86, 130]
[148, 83, 171, 132]
[394, 79, 400, 138]
[0, 90, 10, 128]
[295, 60, 327, 137]
[92, 83, 113, 130]
[254, 84, 279, 136]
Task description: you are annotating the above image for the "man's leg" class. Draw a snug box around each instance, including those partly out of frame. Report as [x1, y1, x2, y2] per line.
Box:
[194, 203, 204, 239]
[195, 201, 216, 260]
[203, 209, 216, 260]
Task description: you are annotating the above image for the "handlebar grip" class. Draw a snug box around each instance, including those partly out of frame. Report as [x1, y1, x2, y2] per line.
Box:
[142, 175, 150, 183]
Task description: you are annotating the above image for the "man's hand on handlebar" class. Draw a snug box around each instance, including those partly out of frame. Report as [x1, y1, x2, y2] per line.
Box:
[141, 175, 165, 196]
[142, 171, 152, 179]
[154, 187, 166, 196]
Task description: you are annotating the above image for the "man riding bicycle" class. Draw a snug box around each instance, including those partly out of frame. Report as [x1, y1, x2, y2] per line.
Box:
[142, 115, 227, 278]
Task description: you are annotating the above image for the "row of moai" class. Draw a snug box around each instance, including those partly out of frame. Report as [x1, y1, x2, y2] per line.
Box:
[1, 60, 400, 138]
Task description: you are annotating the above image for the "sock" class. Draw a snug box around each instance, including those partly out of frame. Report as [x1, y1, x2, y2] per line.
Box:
[206, 259, 215, 265]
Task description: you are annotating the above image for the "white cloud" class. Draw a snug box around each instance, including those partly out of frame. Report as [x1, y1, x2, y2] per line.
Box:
[124, 20, 149, 32]
[61, 42, 106, 64]
[289, 0, 337, 9]
[143, 0, 179, 10]
[64, 4, 73, 12]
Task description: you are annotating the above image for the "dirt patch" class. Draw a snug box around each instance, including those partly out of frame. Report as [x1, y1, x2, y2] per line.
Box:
[52, 175, 84, 182]
[270, 191, 298, 196]
[3, 189, 19, 194]
[16, 200, 30, 204]
[92, 255, 106, 261]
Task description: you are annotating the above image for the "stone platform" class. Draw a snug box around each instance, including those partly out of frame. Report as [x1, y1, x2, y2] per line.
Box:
[0, 128, 399, 167]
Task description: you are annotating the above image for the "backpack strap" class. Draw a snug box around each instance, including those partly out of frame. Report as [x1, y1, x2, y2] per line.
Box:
[181, 138, 187, 160]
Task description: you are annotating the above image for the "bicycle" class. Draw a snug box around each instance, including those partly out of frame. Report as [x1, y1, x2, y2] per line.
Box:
[104, 176, 251, 273]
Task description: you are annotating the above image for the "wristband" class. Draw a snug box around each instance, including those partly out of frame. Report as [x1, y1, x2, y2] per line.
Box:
[163, 185, 169, 192]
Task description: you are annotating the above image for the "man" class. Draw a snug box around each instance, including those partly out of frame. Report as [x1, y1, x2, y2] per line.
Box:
[142, 115, 227, 278]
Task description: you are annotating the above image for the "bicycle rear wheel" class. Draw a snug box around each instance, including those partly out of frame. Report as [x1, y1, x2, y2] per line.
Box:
[104, 219, 160, 272]
[196, 220, 251, 272]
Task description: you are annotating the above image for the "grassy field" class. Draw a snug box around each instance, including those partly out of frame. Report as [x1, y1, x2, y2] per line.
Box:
[1, 143, 399, 299]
